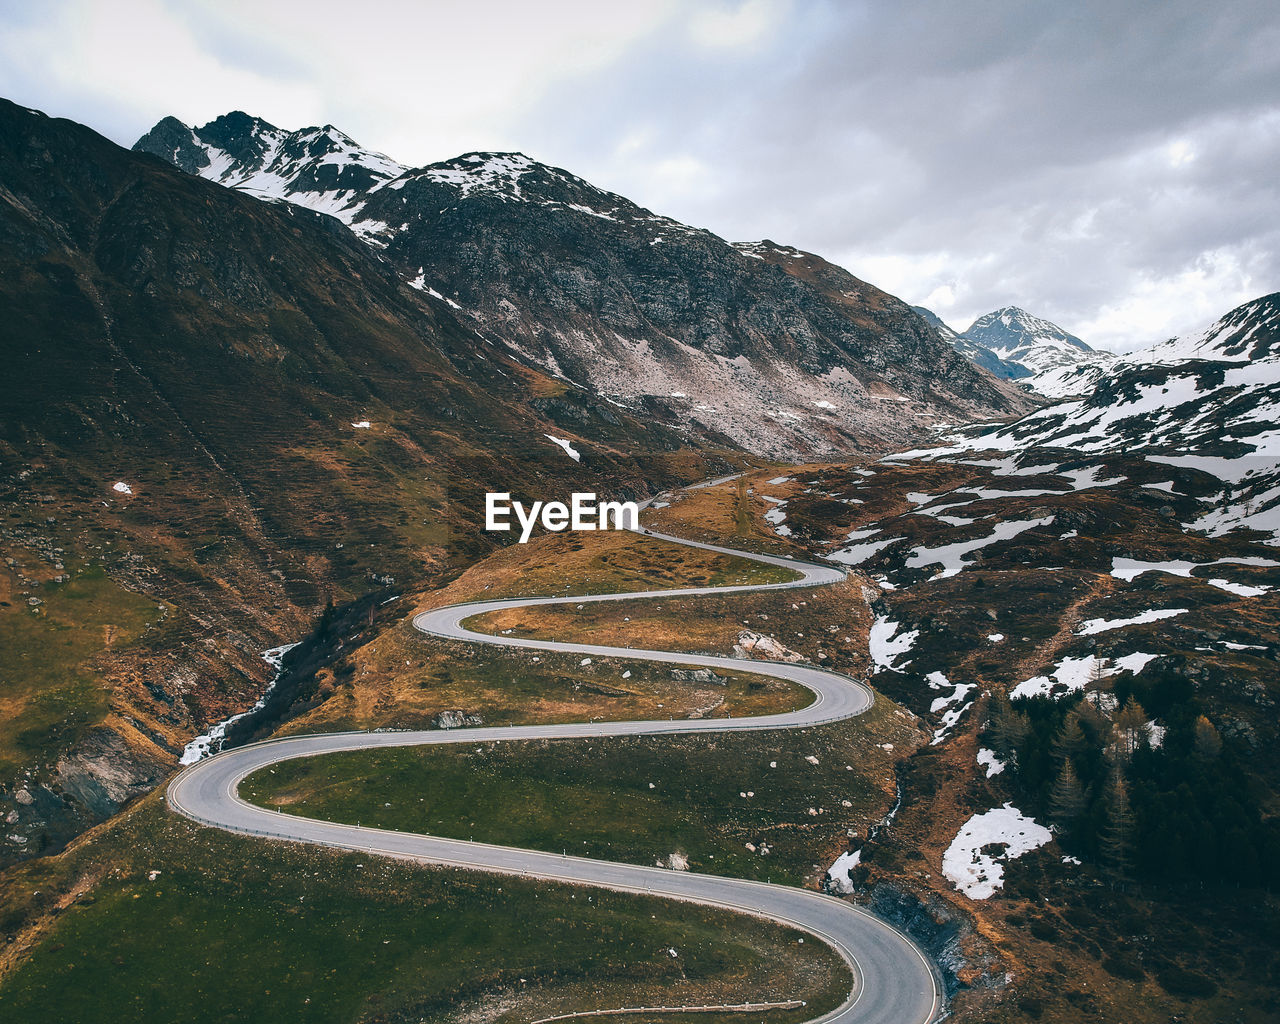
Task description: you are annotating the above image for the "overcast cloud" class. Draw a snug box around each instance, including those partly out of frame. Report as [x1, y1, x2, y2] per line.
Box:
[2, 0, 1277, 351]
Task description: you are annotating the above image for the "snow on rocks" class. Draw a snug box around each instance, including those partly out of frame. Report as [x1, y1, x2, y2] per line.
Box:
[827, 536, 902, 566]
[868, 616, 919, 673]
[762, 495, 792, 536]
[1011, 651, 1156, 699]
[544, 434, 581, 461]
[976, 748, 1006, 777]
[927, 671, 976, 745]
[1076, 608, 1188, 635]
[942, 803, 1052, 900]
[1111, 555, 1277, 594]
[904, 518, 1054, 579]
[1113, 651, 1158, 674]
[1206, 578, 1272, 597]
[826, 849, 862, 893]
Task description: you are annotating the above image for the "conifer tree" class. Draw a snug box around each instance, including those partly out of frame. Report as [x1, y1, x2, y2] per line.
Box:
[1049, 760, 1086, 833]
[989, 694, 1030, 763]
[1101, 770, 1136, 877]
[1113, 696, 1149, 760]
[1193, 714, 1223, 760]
[1051, 710, 1088, 765]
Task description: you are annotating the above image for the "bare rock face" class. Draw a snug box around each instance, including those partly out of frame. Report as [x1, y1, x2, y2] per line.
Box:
[863, 882, 1006, 997]
[431, 710, 483, 730]
[735, 630, 806, 663]
[55, 729, 168, 820]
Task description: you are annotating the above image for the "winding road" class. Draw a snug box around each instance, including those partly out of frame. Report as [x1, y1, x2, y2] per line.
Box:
[167, 485, 944, 1024]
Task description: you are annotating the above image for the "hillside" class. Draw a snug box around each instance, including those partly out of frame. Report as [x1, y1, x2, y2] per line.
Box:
[136, 113, 1034, 458]
[927, 293, 1280, 546]
[0, 98, 732, 860]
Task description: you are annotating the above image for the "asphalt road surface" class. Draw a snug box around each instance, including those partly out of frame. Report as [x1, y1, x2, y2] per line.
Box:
[168, 492, 944, 1024]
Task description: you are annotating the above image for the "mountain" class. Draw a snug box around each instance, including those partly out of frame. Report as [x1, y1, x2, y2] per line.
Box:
[914, 292, 1280, 543]
[0, 98, 731, 858]
[962, 306, 1100, 377]
[912, 306, 1026, 378]
[136, 113, 1034, 458]
[1029, 292, 1280, 398]
[917, 304, 1110, 382]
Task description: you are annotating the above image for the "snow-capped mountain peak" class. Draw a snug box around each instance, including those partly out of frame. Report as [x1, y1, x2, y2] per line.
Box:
[134, 112, 407, 230]
[912, 291, 1280, 543]
[136, 109, 1032, 458]
[962, 305, 1097, 376]
[915, 304, 1108, 382]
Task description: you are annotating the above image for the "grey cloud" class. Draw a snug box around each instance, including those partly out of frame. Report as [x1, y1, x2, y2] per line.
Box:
[1, 0, 1276, 350]
[519, 1, 1280, 347]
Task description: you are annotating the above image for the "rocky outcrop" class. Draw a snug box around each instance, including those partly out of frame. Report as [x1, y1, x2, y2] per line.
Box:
[54, 729, 168, 820]
[431, 710, 484, 730]
[862, 882, 1006, 996]
[734, 630, 805, 662]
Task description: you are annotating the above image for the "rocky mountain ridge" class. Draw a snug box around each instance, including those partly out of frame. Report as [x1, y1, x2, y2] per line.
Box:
[916, 304, 1109, 382]
[0, 97, 725, 862]
[136, 112, 1034, 459]
[912, 292, 1280, 545]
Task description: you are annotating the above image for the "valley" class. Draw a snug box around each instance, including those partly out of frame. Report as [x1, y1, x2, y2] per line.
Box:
[1, 90, 1277, 1024]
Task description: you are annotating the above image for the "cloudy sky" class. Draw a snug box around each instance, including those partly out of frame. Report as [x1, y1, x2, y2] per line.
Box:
[3, 0, 1277, 351]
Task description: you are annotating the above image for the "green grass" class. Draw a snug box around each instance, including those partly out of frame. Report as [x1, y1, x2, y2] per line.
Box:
[0, 804, 850, 1024]
[247, 704, 912, 888]
[0, 563, 161, 775]
[473, 532, 802, 602]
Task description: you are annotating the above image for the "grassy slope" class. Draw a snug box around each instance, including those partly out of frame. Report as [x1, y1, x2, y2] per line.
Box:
[247, 477, 920, 890]
[248, 699, 919, 888]
[0, 479, 862, 1021]
[0, 802, 849, 1024]
[0, 559, 161, 776]
[275, 527, 805, 737]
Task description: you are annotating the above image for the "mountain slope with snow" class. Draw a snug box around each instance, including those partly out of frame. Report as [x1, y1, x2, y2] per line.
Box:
[908, 293, 1280, 542]
[913, 305, 1025, 378]
[1029, 292, 1280, 398]
[917, 304, 1110, 383]
[136, 113, 1033, 459]
[963, 306, 1095, 375]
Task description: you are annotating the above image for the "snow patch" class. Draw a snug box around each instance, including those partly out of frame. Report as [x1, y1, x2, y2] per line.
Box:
[544, 434, 581, 461]
[868, 616, 918, 673]
[1076, 608, 1188, 635]
[942, 804, 1052, 900]
[826, 849, 862, 893]
[977, 748, 1006, 777]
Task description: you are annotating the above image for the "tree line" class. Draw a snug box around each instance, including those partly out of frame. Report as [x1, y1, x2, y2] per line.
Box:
[983, 664, 1278, 887]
